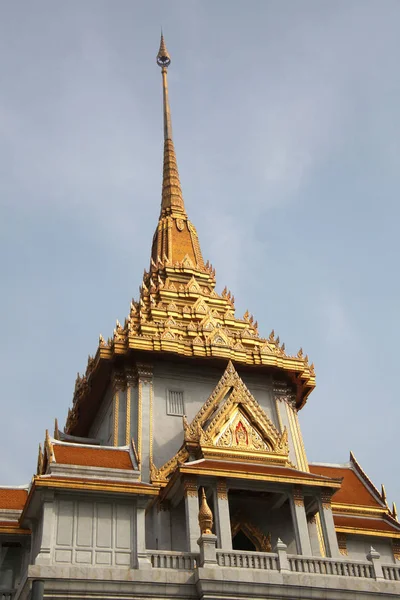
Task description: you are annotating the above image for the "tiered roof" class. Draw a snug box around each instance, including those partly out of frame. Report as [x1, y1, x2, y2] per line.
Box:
[65, 35, 314, 437]
[310, 453, 400, 539]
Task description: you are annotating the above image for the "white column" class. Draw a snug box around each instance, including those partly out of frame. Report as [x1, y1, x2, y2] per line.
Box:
[135, 497, 151, 568]
[35, 492, 55, 565]
[214, 479, 232, 550]
[157, 502, 172, 550]
[184, 477, 199, 553]
[318, 492, 341, 558]
[290, 487, 312, 556]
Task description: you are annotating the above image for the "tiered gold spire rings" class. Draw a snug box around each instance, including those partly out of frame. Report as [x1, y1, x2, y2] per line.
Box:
[157, 33, 171, 68]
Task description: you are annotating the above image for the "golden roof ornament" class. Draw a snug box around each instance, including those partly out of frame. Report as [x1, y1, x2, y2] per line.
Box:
[156, 32, 171, 68]
[198, 487, 213, 534]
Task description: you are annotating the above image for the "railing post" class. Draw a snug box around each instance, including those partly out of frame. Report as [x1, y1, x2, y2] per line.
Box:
[197, 533, 218, 567]
[275, 538, 290, 572]
[367, 547, 383, 580]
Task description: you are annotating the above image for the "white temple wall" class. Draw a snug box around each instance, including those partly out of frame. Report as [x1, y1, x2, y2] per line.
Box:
[50, 495, 134, 568]
[88, 385, 113, 444]
[152, 361, 280, 468]
[170, 500, 187, 552]
[346, 534, 394, 563]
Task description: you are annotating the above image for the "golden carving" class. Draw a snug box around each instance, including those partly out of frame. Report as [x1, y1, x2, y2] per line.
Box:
[113, 391, 119, 447]
[199, 488, 213, 534]
[337, 533, 348, 556]
[37, 443, 43, 476]
[216, 479, 228, 501]
[393, 539, 400, 561]
[231, 515, 272, 552]
[125, 385, 131, 446]
[150, 446, 189, 483]
[293, 486, 304, 507]
[184, 476, 198, 498]
[321, 490, 332, 510]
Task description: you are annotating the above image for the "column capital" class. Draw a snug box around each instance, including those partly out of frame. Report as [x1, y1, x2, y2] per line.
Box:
[136, 362, 153, 382]
[216, 479, 228, 500]
[320, 489, 333, 510]
[292, 485, 304, 507]
[112, 369, 126, 392]
[125, 367, 137, 386]
[183, 476, 198, 498]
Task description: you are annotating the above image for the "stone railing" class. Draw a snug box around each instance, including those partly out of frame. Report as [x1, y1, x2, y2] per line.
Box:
[216, 549, 279, 570]
[0, 591, 15, 600]
[288, 555, 374, 578]
[382, 564, 400, 581]
[147, 550, 198, 570]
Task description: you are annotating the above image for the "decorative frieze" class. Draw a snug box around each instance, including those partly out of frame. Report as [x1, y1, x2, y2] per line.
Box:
[293, 486, 304, 507]
[216, 479, 228, 501]
[337, 533, 348, 556]
[321, 490, 333, 510]
[183, 476, 198, 498]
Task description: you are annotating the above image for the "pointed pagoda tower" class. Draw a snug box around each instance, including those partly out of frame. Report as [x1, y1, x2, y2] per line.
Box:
[65, 34, 315, 447]
[2, 37, 400, 599]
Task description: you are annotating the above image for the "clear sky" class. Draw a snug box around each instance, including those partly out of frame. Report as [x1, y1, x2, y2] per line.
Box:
[1, 1, 399, 507]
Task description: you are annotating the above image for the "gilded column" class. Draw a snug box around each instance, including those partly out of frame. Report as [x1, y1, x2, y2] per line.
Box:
[112, 371, 125, 447]
[214, 479, 232, 550]
[125, 368, 137, 446]
[183, 476, 200, 553]
[136, 363, 153, 482]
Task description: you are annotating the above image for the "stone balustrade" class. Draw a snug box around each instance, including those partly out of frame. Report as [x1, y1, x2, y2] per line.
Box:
[382, 564, 400, 581]
[147, 536, 400, 586]
[147, 550, 198, 569]
[288, 555, 374, 578]
[216, 550, 279, 570]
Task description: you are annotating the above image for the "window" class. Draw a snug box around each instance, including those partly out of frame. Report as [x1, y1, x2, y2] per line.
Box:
[167, 390, 184, 416]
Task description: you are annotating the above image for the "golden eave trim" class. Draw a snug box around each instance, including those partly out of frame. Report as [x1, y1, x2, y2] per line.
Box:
[332, 503, 387, 516]
[33, 477, 158, 496]
[0, 526, 31, 535]
[178, 464, 342, 489]
[335, 526, 400, 539]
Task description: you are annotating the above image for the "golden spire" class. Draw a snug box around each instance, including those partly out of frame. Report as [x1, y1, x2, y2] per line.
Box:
[152, 33, 205, 269]
[156, 32, 185, 218]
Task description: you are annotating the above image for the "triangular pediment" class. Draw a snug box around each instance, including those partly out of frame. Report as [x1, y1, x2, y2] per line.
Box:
[151, 361, 289, 484]
[183, 361, 289, 461]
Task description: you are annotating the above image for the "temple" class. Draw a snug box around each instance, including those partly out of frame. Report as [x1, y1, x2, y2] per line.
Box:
[1, 35, 399, 600]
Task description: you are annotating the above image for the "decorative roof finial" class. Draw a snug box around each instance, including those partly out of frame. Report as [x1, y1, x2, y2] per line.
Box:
[198, 487, 213, 534]
[157, 32, 171, 68]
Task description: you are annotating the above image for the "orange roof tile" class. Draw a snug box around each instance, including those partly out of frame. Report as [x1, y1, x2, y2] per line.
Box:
[53, 445, 133, 470]
[309, 464, 382, 508]
[0, 488, 28, 510]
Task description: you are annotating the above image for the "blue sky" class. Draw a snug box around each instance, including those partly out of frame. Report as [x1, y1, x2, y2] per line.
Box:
[1, 1, 399, 507]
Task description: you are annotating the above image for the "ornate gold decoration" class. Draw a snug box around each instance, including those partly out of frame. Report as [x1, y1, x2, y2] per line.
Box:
[337, 533, 348, 556]
[321, 490, 332, 510]
[64, 36, 315, 439]
[150, 446, 189, 484]
[37, 443, 44, 475]
[113, 391, 119, 447]
[45, 429, 55, 464]
[293, 486, 304, 507]
[199, 488, 213, 534]
[125, 385, 131, 446]
[231, 515, 271, 552]
[184, 476, 198, 498]
[216, 479, 228, 501]
[393, 539, 400, 561]
[393, 502, 398, 521]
